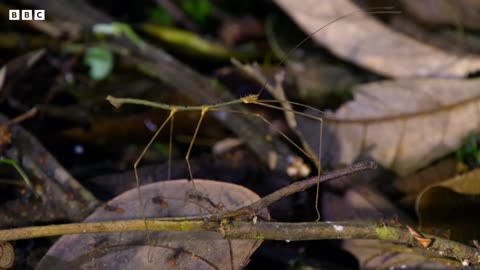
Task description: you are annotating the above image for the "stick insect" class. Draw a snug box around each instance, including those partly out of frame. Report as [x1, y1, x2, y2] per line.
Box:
[106, 6, 397, 253]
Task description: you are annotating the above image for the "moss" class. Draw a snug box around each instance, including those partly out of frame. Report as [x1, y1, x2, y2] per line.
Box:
[179, 222, 191, 232]
[376, 226, 398, 241]
[254, 234, 264, 240]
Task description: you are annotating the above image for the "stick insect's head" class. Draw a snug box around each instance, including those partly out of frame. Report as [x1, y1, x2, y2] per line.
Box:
[106, 95, 122, 108]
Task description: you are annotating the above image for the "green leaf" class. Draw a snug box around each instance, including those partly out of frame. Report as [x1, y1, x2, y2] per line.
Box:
[83, 46, 114, 81]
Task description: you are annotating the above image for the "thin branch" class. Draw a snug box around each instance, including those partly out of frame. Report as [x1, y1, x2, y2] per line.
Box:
[0, 220, 477, 266]
[2, 107, 38, 127]
[221, 161, 377, 219]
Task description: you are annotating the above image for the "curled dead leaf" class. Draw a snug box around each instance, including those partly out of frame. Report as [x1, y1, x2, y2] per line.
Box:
[416, 169, 480, 242]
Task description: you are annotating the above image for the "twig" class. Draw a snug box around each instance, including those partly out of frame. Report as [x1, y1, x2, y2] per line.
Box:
[0, 220, 477, 266]
[221, 161, 377, 219]
[2, 107, 38, 127]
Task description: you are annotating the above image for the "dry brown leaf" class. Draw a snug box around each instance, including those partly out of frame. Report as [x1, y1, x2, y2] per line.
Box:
[273, 0, 480, 78]
[37, 180, 269, 270]
[400, 0, 480, 31]
[301, 78, 480, 176]
[406, 225, 433, 248]
[416, 169, 480, 242]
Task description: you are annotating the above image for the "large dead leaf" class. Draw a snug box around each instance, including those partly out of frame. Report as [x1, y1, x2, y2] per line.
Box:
[416, 169, 480, 242]
[274, 0, 480, 78]
[399, 0, 480, 31]
[299, 78, 480, 176]
[36, 180, 269, 270]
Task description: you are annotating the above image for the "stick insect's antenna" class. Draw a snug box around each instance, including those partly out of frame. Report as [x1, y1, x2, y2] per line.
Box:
[248, 6, 398, 220]
[256, 6, 397, 98]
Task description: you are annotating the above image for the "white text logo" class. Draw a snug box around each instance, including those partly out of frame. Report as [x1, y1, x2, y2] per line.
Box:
[9, 10, 45, 21]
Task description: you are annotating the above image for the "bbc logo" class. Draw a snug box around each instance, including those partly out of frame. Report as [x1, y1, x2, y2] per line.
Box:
[9, 10, 45, 21]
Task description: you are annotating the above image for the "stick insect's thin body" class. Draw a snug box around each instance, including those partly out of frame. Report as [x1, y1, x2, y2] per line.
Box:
[107, 91, 325, 237]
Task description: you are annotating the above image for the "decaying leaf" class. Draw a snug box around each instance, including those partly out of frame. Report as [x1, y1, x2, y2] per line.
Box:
[37, 180, 270, 270]
[273, 0, 480, 78]
[299, 78, 480, 176]
[406, 225, 433, 248]
[416, 169, 480, 242]
[399, 0, 480, 31]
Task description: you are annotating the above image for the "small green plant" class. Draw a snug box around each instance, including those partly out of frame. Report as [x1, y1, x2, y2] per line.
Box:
[0, 157, 33, 189]
[456, 132, 480, 169]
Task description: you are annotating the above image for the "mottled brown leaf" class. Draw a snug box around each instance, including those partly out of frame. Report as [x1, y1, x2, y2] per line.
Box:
[37, 180, 269, 270]
[274, 0, 480, 78]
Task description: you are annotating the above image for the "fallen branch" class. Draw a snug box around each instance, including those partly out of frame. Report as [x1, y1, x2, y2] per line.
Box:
[0, 220, 477, 266]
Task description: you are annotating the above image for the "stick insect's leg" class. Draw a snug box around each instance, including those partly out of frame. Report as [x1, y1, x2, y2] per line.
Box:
[133, 109, 177, 247]
[168, 112, 175, 180]
[314, 117, 323, 221]
[185, 107, 208, 183]
[213, 106, 324, 221]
